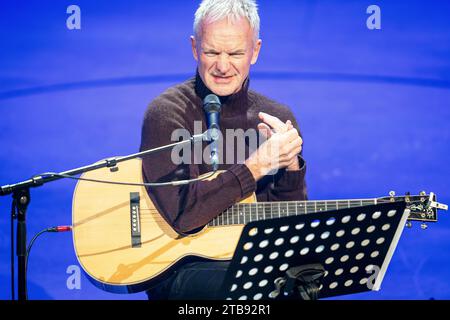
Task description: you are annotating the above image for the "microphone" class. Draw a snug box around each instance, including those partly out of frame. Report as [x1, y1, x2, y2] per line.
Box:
[203, 94, 221, 171]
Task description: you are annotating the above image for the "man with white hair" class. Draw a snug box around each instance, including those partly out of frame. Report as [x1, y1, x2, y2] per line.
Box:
[141, 0, 307, 299]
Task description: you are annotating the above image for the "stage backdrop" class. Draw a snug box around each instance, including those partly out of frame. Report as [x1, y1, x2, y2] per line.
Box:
[1, 0, 449, 300]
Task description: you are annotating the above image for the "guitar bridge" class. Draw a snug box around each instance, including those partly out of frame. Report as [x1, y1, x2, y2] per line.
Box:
[130, 192, 141, 248]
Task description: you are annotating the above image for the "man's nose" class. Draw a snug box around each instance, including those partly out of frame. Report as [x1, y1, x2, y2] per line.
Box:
[216, 53, 231, 74]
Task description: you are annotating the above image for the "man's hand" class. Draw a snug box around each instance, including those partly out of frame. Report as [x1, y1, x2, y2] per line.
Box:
[257, 112, 301, 171]
[245, 112, 302, 181]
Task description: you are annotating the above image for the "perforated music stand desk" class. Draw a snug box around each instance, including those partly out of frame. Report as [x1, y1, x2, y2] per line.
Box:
[220, 201, 409, 300]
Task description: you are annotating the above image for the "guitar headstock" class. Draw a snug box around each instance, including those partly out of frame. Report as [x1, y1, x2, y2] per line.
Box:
[377, 191, 448, 228]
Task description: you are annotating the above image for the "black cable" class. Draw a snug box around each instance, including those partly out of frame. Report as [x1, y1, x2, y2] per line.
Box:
[35, 170, 217, 187]
[26, 228, 49, 293]
[24, 228, 48, 300]
[25, 226, 71, 300]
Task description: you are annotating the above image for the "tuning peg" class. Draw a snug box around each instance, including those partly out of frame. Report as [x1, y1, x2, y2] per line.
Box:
[406, 221, 412, 228]
[389, 191, 396, 202]
[405, 192, 411, 202]
[420, 223, 428, 230]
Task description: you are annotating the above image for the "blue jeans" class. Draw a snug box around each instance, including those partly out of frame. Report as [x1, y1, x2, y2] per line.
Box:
[146, 261, 230, 300]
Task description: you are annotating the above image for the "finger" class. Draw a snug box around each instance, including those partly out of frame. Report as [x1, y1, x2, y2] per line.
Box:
[257, 123, 274, 139]
[283, 143, 302, 163]
[286, 120, 293, 130]
[258, 112, 265, 121]
[284, 136, 303, 156]
[292, 136, 303, 149]
[284, 127, 300, 142]
[274, 132, 298, 158]
[288, 148, 301, 163]
[259, 112, 286, 132]
[280, 149, 300, 167]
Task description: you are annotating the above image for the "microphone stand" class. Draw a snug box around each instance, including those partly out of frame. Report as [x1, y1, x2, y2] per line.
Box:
[1, 132, 206, 300]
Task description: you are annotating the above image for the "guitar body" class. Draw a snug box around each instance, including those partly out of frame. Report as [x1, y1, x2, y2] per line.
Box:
[72, 158, 255, 293]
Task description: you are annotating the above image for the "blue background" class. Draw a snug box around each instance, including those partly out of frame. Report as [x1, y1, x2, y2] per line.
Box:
[0, 0, 449, 300]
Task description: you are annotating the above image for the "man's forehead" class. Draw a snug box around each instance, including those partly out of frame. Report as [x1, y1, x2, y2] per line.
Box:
[200, 37, 249, 52]
[199, 25, 253, 51]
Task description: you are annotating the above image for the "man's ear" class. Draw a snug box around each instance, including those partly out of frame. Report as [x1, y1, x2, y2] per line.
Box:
[251, 39, 262, 65]
[191, 36, 198, 61]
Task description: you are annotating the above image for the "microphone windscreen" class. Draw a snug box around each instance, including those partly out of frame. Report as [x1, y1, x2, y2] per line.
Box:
[203, 94, 221, 112]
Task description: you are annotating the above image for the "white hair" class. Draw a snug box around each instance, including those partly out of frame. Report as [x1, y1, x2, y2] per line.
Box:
[193, 0, 260, 40]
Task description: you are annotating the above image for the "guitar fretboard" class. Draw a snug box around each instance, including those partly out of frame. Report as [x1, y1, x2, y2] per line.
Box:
[207, 199, 377, 227]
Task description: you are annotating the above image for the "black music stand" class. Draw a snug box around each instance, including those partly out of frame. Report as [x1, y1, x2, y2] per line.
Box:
[220, 201, 410, 300]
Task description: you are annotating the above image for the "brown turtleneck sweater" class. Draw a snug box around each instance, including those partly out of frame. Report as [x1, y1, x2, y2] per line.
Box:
[140, 73, 307, 234]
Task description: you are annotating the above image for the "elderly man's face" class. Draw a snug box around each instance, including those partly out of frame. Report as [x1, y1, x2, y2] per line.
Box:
[191, 17, 262, 97]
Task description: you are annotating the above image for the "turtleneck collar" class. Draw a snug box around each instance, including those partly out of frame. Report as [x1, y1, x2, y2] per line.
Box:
[194, 70, 250, 110]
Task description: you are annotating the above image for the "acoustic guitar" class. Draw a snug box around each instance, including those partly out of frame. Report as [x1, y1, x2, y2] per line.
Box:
[72, 158, 446, 293]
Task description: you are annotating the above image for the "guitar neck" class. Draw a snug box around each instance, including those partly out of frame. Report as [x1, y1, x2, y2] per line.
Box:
[208, 198, 378, 227]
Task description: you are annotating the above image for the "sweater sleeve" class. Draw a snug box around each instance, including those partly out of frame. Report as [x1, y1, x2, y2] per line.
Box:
[264, 155, 308, 201]
[140, 100, 256, 234]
